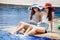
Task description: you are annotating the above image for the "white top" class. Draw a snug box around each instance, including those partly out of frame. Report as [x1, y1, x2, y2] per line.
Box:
[42, 15, 49, 24]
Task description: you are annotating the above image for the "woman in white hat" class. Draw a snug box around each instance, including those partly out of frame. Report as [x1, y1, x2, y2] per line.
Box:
[10, 4, 47, 36]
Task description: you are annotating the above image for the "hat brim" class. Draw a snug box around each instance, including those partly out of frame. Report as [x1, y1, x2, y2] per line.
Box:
[28, 6, 43, 10]
[43, 6, 54, 12]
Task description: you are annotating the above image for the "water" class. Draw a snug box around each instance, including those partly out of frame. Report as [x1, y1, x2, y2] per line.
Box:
[0, 4, 60, 26]
[0, 30, 52, 40]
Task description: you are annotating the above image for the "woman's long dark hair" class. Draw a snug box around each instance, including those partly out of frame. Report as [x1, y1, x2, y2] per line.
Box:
[30, 7, 40, 20]
[47, 7, 53, 21]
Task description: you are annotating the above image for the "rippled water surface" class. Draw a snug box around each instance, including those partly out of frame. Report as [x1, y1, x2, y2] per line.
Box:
[0, 30, 52, 40]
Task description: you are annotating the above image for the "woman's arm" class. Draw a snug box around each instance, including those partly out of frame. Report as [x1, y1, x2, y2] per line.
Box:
[50, 12, 54, 32]
[30, 14, 32, 20]
[39, 13, 42, 22]
[52, 12, 54, 22]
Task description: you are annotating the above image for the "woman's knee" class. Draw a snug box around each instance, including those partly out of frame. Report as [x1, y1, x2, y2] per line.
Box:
[28, 28, 36, 35]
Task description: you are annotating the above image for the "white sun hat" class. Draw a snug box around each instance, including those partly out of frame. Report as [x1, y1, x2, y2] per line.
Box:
[28, 4, 43, 10]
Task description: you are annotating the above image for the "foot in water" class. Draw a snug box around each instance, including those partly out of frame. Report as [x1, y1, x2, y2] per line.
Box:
[9, 31, 27, 37]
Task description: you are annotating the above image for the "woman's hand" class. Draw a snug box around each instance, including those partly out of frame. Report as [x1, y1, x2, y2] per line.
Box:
[37, 22, 42, 26]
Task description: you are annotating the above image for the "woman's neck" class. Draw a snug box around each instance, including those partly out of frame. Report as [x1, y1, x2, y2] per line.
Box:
[35, 11, 40, 14]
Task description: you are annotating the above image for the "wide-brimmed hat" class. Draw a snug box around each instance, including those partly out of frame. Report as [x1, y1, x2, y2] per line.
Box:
[28, 4, 43, 10]
[43, 3, 54, 12]
[43, 3, 52, 8]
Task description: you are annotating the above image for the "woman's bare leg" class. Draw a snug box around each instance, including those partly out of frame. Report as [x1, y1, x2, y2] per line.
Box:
[24, 28, 36, 36]
[24, 26, 32, 35]
[11, 23, 29, 34]
[10, 24, 25, 34]
[24, 25, 46, 36]
[15, 24, 25, 32]
[16, 22, 29, 31]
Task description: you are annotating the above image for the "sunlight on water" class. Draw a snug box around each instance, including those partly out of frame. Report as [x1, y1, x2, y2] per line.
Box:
[0, 30, 52, 40]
